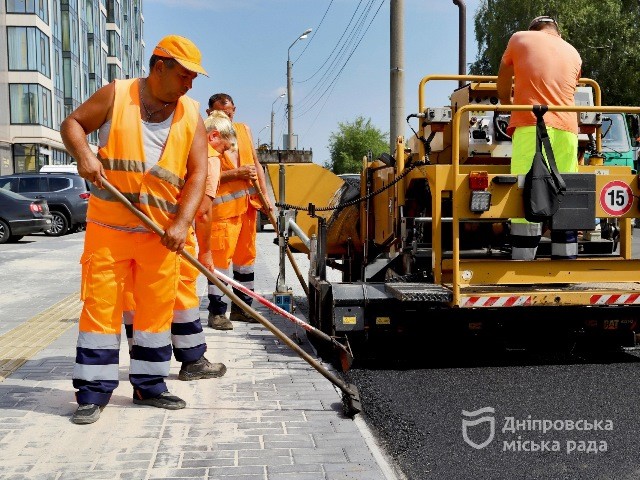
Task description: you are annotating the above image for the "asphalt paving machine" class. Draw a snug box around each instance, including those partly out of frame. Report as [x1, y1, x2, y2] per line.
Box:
[265, 75, 640, 351]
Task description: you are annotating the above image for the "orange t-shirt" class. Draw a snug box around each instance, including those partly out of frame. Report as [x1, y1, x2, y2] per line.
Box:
[502, 29, 582, 134]
[205, 144, 221, 199]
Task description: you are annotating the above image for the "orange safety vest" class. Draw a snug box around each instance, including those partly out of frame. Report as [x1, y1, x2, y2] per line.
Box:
[87, 78, 199, 229]
[210, 122, 260, 221]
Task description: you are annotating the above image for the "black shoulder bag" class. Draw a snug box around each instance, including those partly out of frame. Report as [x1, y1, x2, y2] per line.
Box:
[523, 105, 566, 223]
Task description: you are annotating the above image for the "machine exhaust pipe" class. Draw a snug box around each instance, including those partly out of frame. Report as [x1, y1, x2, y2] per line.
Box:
[452, 0, 467, 88]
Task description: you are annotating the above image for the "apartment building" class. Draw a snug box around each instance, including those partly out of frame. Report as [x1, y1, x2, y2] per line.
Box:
[0, 0, 145, 175]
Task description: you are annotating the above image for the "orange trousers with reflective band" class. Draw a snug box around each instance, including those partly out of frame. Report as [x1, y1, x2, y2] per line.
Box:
[207, 207, 257, 315]
[72, 222, 179, 406]
[123, 228, 206, 363]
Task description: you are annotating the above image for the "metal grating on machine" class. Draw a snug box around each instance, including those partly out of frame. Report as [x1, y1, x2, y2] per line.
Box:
[385, 283, 453, 303]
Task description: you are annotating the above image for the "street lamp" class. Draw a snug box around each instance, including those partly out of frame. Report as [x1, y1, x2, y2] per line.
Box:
[286, 28, 312, 150]
[271, 93, 286, 150]
[257, 125, 270, 148]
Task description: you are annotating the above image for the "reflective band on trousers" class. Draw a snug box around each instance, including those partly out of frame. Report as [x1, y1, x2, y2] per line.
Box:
[73, 363, 120, 381]
[211, 187, 257, 206]
[130, 359, 171, 376]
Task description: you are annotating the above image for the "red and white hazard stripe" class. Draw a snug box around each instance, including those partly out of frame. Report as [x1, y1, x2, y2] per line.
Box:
[462, 296, 531, 308]
[590, 294, 640, 305]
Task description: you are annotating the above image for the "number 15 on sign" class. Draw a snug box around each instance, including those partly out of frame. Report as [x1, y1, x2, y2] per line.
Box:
[600, 181, 633, 216]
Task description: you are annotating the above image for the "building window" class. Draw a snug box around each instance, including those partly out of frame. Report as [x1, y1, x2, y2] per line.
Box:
[52, 0, 61, 40]
[106, 0, 120, 27]
[9, 84, 53, 128]
[53, 45, 63, 93]
[107, 29, 120, 58]
[12, 144, 43, 173]
[107, 63, 121, 82]
[54, 97, 64, 130]
[51, 148, 71, 165]
[6, 0, 49, 24]
[7, 27, 51, 77]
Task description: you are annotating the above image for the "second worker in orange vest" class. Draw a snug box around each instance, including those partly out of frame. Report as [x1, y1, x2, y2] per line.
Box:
[205, 94, 271, 330]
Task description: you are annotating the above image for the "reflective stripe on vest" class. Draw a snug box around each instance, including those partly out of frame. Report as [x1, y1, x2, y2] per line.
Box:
[87, 78, 199, 229]
[211, 186, 257, 206]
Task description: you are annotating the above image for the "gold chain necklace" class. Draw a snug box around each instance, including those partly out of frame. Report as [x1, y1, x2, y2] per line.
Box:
[139, 79, 171, 121]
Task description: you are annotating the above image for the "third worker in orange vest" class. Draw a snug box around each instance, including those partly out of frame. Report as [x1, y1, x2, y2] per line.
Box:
[205, 94, 271, 330]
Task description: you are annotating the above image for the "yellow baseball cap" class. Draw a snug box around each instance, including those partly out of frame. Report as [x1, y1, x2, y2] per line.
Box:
[153, 35, 208, 76]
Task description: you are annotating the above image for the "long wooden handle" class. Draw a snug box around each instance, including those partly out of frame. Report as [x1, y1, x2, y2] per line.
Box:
[99, 178, 353, 394]
[252, 180, 309, 297]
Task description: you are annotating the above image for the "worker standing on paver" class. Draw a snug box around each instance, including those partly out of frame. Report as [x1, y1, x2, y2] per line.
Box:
[204, 94, 271, 331]
[61, 35, 208, 424]
[497, 15, 582, 260]
[122, 114, 232, 381]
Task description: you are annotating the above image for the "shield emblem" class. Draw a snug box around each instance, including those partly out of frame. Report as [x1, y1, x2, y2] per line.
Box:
[462, 407, 495, 449]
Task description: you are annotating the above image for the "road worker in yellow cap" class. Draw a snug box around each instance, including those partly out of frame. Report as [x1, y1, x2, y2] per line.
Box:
[61, 34, 208, 425]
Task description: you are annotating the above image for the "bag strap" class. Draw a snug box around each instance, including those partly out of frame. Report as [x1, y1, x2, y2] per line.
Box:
[533, 105, 566, 192]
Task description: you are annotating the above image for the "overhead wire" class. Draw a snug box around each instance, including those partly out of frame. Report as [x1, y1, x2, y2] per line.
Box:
[293, 0, 334, 64]
[296, 0, 385, 120]
[295, 0, 377, 115]
[295, 0, 364, 83]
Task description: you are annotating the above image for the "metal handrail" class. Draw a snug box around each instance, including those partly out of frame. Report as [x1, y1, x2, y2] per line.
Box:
[448, 103, 640, 305]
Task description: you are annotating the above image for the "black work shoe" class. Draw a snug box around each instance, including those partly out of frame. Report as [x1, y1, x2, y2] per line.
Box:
[208, 313, 233, 330]
[71, 403, 102, 425]
[178, 356, 227, 381]
[230, 306, 258, 323]
[132, 391, 186, 410]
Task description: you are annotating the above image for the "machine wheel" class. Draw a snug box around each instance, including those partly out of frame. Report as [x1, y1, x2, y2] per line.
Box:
[45, 211, 69, 236]
[0, 219, 11, 244]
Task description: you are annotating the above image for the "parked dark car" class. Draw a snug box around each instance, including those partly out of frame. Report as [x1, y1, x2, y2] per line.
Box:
[0, 188, 52, 243]
[0, 172, 90, 236]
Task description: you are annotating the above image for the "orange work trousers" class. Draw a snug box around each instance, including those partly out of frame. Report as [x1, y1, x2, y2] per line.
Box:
[207, 206, 256, 315]
[123, 227, 206, 363]
[72, 222, 179, 406]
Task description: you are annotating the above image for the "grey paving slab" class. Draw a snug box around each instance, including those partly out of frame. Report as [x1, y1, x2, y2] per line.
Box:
[0, 231, 399, 480]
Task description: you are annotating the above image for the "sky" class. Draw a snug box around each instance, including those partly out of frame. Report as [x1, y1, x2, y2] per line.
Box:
[144, 0, 483, 165]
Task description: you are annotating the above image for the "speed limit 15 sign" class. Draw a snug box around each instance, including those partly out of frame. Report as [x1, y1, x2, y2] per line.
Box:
[599, 180, 633, 216]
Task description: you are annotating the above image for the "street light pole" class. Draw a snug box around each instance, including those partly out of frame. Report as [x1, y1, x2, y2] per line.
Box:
[271, 93, 286, 150]
[257, 125, 269, 148]
[286, 28, 312, 150]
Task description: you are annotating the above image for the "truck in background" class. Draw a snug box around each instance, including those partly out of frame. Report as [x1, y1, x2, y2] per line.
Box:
[585, 113, 640, 170]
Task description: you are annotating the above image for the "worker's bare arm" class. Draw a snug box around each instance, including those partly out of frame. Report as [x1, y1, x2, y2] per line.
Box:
[496, 61, 514, 106]
[60, 82, 115, 187]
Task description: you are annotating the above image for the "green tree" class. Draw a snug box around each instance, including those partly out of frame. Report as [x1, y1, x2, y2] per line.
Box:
[326, 116, 388, 174]
[470, 0, 640, 106]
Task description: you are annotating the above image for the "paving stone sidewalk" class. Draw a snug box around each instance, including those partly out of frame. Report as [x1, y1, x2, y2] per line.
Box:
[0, 232, 398, 480]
